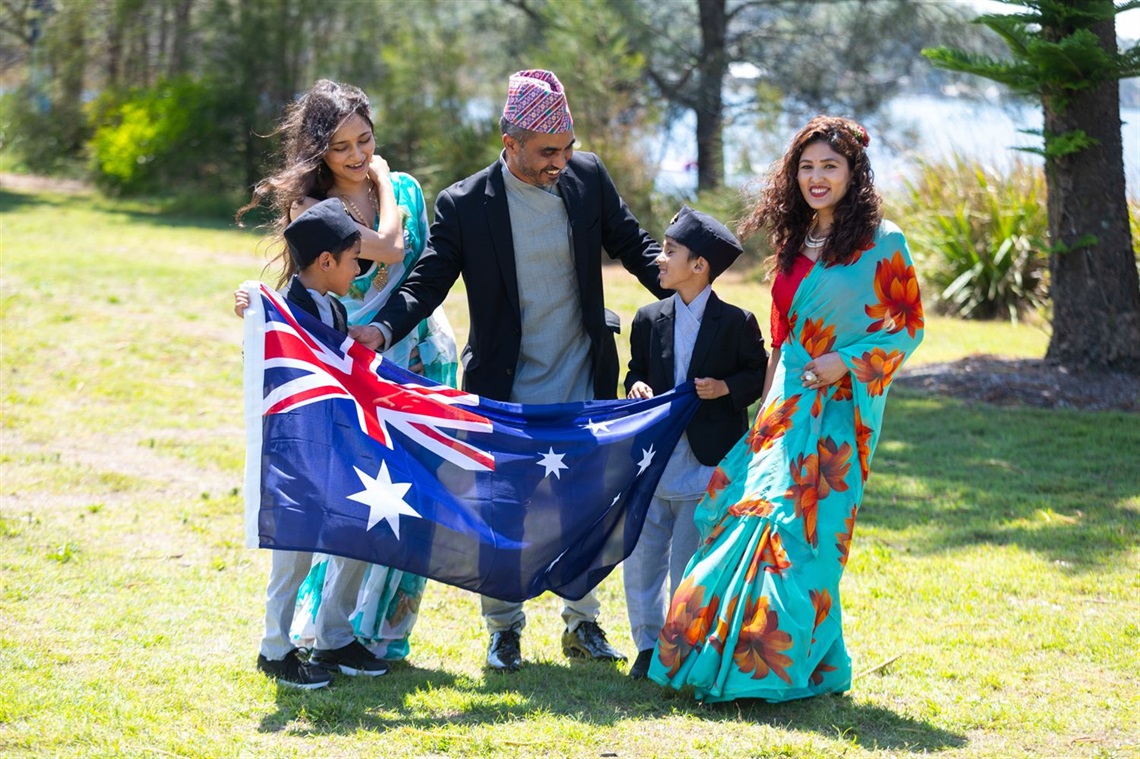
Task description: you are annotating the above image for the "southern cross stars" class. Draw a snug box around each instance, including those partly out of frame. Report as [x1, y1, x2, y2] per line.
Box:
[347, 462, 420, 539]
[537, 447, 569, 479]
[636, 445, 656, 475]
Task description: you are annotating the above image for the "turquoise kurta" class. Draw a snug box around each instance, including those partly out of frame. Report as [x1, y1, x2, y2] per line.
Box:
[292, 172, 458, 660]
[648, 221, 924, 702]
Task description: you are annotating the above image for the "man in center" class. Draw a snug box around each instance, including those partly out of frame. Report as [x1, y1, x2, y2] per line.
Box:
[351, 69, 669, 671]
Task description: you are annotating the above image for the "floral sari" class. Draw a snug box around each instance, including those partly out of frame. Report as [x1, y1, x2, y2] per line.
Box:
[292, 172, 458, 660]
[648, 221, 923, 702]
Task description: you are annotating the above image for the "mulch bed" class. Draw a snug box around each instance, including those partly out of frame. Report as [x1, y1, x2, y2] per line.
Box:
[895, 355, 1140, 412]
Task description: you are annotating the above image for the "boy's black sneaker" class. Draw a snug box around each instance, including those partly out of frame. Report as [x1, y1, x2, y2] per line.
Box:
[257, 649, 333, 690]
[310, 640, 389, 677]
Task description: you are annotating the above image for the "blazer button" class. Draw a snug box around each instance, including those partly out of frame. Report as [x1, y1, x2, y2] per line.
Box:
[514, 327, 521, 336]
[506, 368, 514, 376]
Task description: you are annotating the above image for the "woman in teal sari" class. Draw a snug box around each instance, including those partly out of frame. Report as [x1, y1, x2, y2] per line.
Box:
[647, 116, 923, 702]
[237, 80, 457, 661]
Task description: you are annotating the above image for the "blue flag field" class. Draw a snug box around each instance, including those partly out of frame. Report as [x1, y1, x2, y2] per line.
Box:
[242, 283, 700, 602]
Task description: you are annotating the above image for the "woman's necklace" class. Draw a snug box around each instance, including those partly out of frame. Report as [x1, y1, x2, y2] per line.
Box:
[336, 180, 388, 290]
[804, 225, 828, 250]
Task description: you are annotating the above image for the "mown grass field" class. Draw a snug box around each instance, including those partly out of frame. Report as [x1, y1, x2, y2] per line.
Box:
[1, 184, 1136, 758]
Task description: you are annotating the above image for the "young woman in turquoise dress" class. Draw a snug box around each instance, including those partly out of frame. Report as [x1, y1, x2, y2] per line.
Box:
[647, 116, 924, 702]
[236, 79, 457, 660]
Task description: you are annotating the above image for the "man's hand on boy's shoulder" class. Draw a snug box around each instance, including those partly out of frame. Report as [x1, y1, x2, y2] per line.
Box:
[693, 377, 729, 400]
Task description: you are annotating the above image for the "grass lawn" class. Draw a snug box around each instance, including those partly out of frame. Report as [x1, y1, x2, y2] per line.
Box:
[1, 185, 1136, 758]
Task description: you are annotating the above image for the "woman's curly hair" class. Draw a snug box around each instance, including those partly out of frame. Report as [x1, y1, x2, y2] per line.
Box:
[738, 115, 881, 274]
[236, 79, 373, 286]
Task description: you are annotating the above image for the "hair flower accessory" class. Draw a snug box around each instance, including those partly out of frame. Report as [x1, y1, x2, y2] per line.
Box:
[849, 122, 870, 148]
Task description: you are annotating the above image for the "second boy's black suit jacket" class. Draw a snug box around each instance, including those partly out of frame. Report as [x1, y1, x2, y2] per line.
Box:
[624, 292, 768, 467]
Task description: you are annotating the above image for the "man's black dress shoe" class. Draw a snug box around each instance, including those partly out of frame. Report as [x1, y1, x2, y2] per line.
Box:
[486, 629, 522, 672]
[628, 648, 654, 680]
[561, 621, 627, 662]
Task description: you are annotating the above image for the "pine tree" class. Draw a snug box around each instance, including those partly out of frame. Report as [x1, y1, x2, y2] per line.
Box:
[924, 0, 1140, 373]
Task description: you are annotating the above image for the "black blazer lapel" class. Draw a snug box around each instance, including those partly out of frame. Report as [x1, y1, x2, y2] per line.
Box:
[285, 277, 321, 323]
[485, 161, 522, 323]
[331, 299, 348, 335]
[688, 292, 724, 380]
[653, 297, 676, 387]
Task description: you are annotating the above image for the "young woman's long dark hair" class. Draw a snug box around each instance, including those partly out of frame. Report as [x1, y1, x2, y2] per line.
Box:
[236, 79, 374, 286]
[738, 115, 882, 275]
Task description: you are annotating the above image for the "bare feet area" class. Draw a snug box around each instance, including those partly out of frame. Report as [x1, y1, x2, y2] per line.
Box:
[896, 356, 1140, 412]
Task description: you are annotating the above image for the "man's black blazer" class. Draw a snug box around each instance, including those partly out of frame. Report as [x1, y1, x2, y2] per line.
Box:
[374, 152, 668, 402]
[624, 292, 768, 466]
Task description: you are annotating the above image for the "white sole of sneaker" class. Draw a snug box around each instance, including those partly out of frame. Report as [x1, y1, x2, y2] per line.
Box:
[275, 678, 331, 690]
[336, 664, 387, 677]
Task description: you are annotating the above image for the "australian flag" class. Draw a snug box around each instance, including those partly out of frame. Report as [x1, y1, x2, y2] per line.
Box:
[242, 283, 700, 602]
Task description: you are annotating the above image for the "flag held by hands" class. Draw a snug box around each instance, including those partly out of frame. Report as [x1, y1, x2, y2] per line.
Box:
[243, 283, 700, 602]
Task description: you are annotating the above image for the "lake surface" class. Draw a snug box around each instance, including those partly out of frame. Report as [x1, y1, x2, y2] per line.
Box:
[654, 94, 1140, 197]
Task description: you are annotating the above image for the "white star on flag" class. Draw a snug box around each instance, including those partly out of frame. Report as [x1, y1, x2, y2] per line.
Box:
[636, 445, 656, 475]
[537, 447, 569, 479]
[585, 418, 612, 435]
[347, 462, 419, 538]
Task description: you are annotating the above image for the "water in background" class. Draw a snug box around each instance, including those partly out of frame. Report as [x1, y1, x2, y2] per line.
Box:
[655, 94, 1140, 197]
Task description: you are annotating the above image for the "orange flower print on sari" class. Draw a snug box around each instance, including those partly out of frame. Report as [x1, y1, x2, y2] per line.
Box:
[733, 595, 793, 683]
[708, 596, 739, 655]
[785, 453, 820, 547]
[851, 348, 905, 396]
[817, 436, 852, 499]
[729, 494, 775, 519]
[705, 466, 730, 500]
[865, 250, 924, 338]
[809, 589, 832, 646]
[832, 373, 853, 402]
[799, 317, 837, 358]
[747, 394, 801, 453]
[744, 524, 792, 582]
[854, 406, 874, 482]
[658, 576, 719, 677]
[836, 506, 856, 567]
[810, 662, 838, 687]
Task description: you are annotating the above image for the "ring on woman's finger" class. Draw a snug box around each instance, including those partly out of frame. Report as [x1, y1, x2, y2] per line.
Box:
[802, 370, 818, 383]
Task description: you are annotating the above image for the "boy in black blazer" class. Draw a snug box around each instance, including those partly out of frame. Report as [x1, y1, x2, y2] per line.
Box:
[235, 199, 390, 688]
[623, 206, 768, 679]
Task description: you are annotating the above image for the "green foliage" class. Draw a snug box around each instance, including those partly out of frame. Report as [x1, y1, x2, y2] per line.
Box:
[0, 87, 90, 175]
[923, 0, 1140, 158]
[87, 76, 245, 194]
[895, 157, 1049, 321]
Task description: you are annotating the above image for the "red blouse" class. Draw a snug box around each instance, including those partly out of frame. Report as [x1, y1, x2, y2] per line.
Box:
[770, 253, 815, 349]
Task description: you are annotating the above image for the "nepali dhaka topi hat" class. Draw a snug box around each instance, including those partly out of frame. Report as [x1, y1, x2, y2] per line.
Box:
[283, 198, 360, 268]
[502, 69, 573, 134]
[664, 205, 744, 279]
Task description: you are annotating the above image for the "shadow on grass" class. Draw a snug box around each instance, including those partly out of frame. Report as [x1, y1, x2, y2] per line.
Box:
[258, 660, 965, 752]
[861, 391, 1139, 567]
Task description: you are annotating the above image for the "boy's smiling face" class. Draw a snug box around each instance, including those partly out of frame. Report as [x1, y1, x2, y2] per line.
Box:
[319, 239, 361, 297]
[656, 236, 706, 292]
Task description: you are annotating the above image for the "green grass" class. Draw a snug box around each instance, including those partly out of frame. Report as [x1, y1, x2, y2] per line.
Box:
[1, 185, 1136, 758]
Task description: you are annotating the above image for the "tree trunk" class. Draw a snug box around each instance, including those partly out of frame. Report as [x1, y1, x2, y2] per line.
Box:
[1043, 12, 1140, 373]
[695, 0, 726, 191]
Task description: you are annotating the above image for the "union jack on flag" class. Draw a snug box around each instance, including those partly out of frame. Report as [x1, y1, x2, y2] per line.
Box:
[242, 282, 700, 601]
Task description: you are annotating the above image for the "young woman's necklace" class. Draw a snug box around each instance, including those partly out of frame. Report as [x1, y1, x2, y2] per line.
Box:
[804, 225, 829, 250]
[337, 181, 388, 289]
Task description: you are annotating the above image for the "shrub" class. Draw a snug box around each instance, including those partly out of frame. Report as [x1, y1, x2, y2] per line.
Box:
[894, 156, 1049, 322]
[0, 86, 90, 175]
[87, 76, 245, 195]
